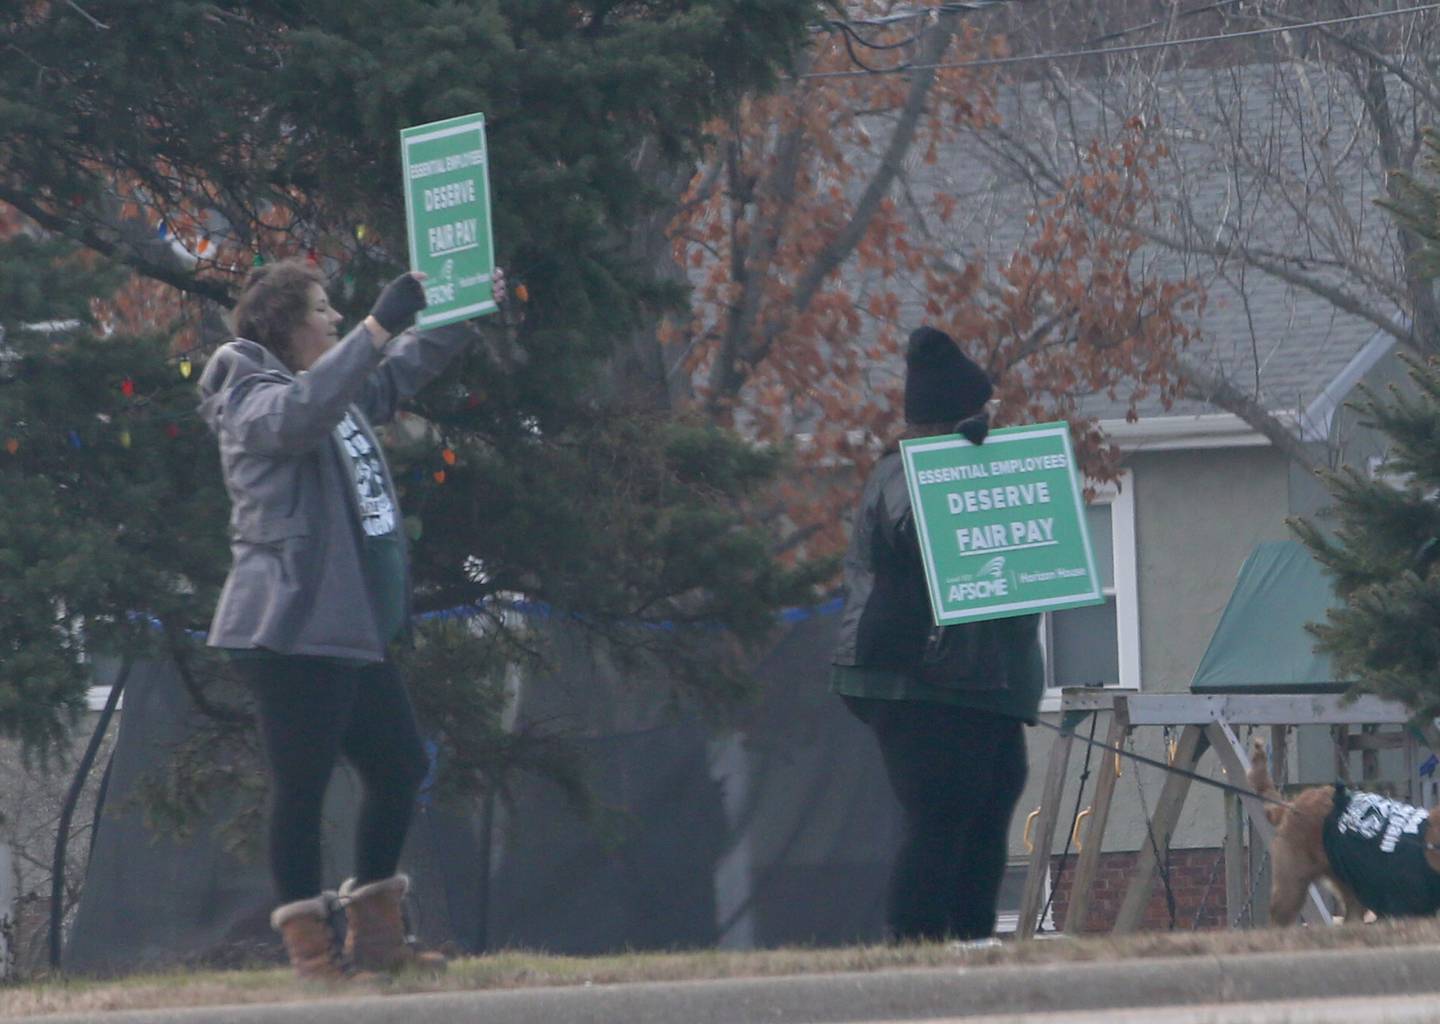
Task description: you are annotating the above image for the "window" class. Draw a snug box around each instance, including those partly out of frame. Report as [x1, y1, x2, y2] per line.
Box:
[1040, 472, 1139, 709]
[995, 860, 1054, 934]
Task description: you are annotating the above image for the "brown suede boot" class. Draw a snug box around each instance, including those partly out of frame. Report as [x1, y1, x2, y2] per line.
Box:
[271, 893, 347, 982]
[338, 874, 446, 973]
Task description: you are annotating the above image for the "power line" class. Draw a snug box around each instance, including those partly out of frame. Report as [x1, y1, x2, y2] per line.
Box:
[823, 0, 1241, 41]
[801, 3, 1440, 81]
[1086, 0, 1247, 45]
[819, 0, 1015, 64]
[823, 1, 1015, 28]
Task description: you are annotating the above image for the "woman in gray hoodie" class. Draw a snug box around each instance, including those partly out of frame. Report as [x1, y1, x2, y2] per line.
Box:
[198, 260, 501, 978]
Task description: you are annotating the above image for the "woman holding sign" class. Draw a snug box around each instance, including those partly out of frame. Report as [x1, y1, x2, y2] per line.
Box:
[198, 260, 502, 979]
[831, 326, 1043, 944]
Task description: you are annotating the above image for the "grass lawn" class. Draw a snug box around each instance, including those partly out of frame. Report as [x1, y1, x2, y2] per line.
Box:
[6, 918, 1440, 1018]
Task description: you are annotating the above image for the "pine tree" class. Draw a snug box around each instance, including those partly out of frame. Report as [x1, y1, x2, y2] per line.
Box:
[1291, 356, 1440, 718]
[0, 4, 827, 774]
[1293, 129, 1440, 718]
[0, 228, 228, 755]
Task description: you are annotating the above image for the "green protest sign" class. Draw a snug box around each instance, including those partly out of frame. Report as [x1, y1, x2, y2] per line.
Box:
[899, 422, 1103, 625]
[400, 111, 496, 327]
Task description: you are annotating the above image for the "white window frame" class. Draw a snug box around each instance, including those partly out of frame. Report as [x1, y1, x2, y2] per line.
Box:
[1038, 470, 1139, 713]
[995, 860, 1055, 935]
[87, 686, 122, 711]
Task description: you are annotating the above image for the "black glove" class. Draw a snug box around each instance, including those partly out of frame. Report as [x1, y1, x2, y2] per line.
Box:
[955, 410, 990, 445]
[369, 273, 427, 333]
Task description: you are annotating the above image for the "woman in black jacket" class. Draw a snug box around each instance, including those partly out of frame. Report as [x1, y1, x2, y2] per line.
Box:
[831, 326, 1044, 943]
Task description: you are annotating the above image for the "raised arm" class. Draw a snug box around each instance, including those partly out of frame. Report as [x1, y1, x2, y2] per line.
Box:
[214, 324, 387, 454]
[206, 272, 432, 453]
[358, 320, 478, 425]
[358, 267, 504, 424]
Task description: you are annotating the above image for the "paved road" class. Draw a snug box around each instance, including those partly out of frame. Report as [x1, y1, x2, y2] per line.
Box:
[14, 944, 1440, 1024]
[894, 994, 1440, 1023]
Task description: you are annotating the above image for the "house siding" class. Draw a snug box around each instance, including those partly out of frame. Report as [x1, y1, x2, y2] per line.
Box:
[1009, 445, 1293, 864]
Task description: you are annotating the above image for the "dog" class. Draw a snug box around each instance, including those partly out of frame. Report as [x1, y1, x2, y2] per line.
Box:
[1246, 735, 1440, 924]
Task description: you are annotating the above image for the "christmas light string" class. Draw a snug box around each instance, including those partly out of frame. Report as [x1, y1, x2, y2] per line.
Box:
[7, 196, 519, 484]
[2, 354, 470, 490]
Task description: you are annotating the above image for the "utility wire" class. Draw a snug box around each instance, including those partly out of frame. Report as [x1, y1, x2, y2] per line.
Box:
[1087, 0, 1247, 45]
[823, 1, 1015, 28]
[823, 0, 1013, 61]
[829, 21, 928, 51]
[825, 0, 1243, 43]
[802, 3, 1440, 80]
[821, 0, 1231, 73]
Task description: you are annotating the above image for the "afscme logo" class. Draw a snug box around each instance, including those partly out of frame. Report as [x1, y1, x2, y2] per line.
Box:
[949, 578, 1008, 600]
[948, 555, 1009, 601]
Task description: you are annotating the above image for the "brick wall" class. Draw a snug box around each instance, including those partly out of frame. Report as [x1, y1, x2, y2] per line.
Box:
[1043, 848, 1230, 932]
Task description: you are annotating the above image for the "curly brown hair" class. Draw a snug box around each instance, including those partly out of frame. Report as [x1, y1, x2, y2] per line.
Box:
[230, 259, 327, 369]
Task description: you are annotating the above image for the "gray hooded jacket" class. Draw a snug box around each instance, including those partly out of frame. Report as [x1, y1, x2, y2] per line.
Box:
[197, 319, 475, 662]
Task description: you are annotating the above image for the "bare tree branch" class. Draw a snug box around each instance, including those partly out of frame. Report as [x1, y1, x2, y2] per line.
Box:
[62, 0, 109, 30]
[1263, 6, 1440, 113]
[731, 10, 964, 397]
[0, 184, 233, 305]
[1175, 353, 1319, 470]
[1131, 221, 1416, 350]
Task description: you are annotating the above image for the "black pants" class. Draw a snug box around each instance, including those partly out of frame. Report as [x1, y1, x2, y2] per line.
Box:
[845, 697, 1028, 942]
[234, 656, 430, 904]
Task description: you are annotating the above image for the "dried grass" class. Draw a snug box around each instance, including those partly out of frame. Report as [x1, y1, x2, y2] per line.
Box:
[6, 919, 1440, 1018]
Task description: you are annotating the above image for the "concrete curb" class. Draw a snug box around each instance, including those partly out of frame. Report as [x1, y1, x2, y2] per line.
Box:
[17, 944, 1440, 1024]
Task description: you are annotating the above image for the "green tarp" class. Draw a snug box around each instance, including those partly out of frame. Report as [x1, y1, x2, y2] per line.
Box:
[1190, 540, 1349, 694]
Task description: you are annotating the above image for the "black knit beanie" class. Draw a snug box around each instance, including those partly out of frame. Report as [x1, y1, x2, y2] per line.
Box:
[903, 326, 993, 424]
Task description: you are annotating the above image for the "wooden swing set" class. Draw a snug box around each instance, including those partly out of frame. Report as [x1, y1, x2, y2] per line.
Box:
[1015, 687, 1431, 936]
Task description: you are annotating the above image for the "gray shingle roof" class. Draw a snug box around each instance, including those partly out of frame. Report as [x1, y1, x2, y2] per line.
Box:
[896, 62, 1404, 422]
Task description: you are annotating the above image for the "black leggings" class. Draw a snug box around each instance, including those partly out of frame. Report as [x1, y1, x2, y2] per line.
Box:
[845, 697, 1028, 942]
[234, 657, 430, 904]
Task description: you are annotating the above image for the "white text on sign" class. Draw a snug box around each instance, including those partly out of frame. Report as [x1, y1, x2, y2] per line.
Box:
[423, 179, 477, 212]
[949, 579, 1010, 600]
[955, 518, 1055, 554]
[946, 481, 1051, 514]
[915, 452, 1069, 485]
[428, 218, 478, 257]
[408, 149, 486, 180]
